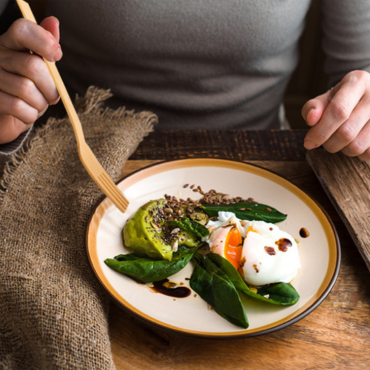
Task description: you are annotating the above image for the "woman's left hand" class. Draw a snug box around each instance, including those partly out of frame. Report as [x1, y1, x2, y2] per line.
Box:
[302, 70, 370, 161]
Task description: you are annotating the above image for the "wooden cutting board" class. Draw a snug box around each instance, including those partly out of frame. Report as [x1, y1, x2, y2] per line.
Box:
[306, 149, 370, 271]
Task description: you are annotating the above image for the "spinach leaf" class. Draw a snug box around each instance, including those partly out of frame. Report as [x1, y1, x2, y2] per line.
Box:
[256, 283, 300, 305]
[104, 245, 198, 283]
[190, 253, 249, 328]
[199, 202, 287, 224]
[208, 253, 299, 305]
[168, 217, 209, 238]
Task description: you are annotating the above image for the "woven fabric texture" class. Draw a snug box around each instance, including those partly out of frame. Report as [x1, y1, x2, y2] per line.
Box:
[0, 87, 157, 369]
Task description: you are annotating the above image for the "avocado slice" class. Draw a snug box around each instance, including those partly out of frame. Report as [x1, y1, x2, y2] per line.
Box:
[123, 199, 173, 260]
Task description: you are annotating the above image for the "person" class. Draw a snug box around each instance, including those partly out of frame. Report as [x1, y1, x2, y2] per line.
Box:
[0, 0, 370, 160]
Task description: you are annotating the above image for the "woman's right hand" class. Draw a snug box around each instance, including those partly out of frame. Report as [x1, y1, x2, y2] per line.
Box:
[0, 16, 62, 145]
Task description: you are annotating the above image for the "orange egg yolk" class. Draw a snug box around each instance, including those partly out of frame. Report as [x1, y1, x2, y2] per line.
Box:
[225, 227, 243, 270]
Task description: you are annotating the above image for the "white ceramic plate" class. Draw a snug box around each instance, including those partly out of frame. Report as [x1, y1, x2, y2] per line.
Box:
[86, 158, 340, 338]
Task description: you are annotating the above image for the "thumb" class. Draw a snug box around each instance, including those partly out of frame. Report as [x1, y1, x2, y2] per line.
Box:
[39, 16, 60, 43]
[301, 89, 333, 127]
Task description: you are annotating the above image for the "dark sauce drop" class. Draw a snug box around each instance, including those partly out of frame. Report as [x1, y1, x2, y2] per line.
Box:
[151, 279, 191, 298]
[299, 227, 310, 238]
[275, 238, 292, 252]
[264, 246, 276, 255]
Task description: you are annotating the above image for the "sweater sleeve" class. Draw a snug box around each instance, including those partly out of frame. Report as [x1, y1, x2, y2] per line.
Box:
[320, 0, 370, 87]
[0, 128, 32, 155]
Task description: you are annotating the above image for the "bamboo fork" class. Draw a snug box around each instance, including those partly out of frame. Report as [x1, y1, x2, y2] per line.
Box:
[16, 0, 129, 213]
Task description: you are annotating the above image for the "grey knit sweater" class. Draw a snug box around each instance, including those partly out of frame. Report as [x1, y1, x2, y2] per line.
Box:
[1, 0, 370, 152]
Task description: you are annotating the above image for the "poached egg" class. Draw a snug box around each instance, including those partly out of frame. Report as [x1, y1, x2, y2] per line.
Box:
[205, 212, 301, 286]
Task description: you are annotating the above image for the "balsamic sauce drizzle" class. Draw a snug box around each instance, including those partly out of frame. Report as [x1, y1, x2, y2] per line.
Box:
[151, 279, 191, 298]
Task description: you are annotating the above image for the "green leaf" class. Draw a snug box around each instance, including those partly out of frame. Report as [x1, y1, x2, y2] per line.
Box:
[208, 253, 299, 305]
[190, 253, 249, 328]
[199, 202, 287, 224]
[104, 245, 198, 283]
[256, 283, 300, 305]
[168, 217, 210, 238]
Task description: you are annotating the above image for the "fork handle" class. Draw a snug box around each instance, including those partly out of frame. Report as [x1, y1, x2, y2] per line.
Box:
[43, 63, 86, 146]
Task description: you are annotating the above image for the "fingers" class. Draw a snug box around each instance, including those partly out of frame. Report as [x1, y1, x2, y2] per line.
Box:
[0, 18, 62, 62]
[302, 71, 370, 162]
[0, 114, 32, 145]
[0, 17, 62, 144]
[0, 90, 38, 125]
[39, 16, 60, 43]
[358, 149, 370, 162]
[0, 68, 48, 115]
[0, 49, 59, 104]
[322, 93, 370, 153]
[341, 120, 370, 160]
[301, 91, 331, 127]
[303, 73, 368, 150]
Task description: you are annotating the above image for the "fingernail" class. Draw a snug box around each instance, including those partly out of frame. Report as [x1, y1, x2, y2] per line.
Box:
[306, 108, 316, 124]
[53, 46, 63, 61]
[51, 96, 60, 105]
[51, 16, 60, 26]
[307, 108, 315, 117]
[304, 140, 317, 150]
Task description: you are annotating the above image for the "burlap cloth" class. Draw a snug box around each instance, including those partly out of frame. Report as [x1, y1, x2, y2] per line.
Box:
[0, 87, 158, 369]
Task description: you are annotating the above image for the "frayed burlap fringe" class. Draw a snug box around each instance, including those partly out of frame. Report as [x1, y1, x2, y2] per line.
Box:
[0, 86, 157, 370]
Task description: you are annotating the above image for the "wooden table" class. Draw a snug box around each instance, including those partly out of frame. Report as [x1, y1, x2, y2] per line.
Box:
[109, 130, 370, 370]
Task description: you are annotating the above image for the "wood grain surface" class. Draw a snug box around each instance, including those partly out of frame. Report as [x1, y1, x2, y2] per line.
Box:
[109, 149, 370, 370]
[131, 129, 308, 161]
[307, 149, 370, 272]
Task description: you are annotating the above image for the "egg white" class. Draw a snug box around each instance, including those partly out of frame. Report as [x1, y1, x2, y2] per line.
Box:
[205, 213, 301, 287]
[207, 225, 234, 259]
[206, 211, 246, 238]
[240, 221, 300, 286]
